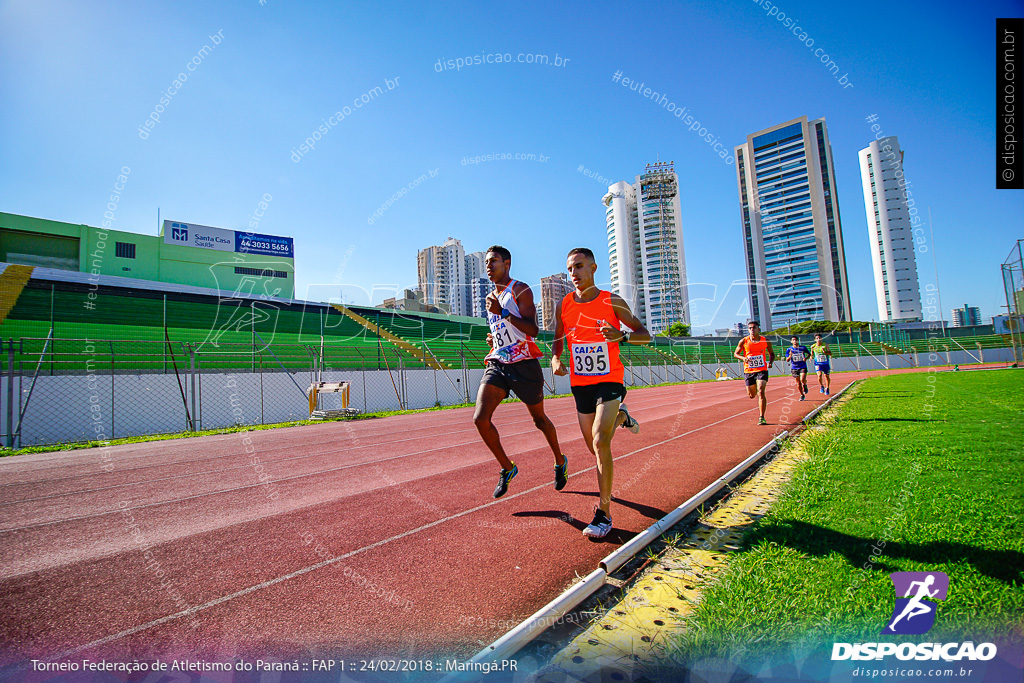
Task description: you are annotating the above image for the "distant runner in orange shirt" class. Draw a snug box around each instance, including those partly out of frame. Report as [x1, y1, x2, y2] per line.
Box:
[551, 248, 650, 539]
[733, 320, 776, 425]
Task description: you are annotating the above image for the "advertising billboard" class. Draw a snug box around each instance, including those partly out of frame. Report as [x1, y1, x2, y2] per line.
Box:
[162, 220, 294, 258]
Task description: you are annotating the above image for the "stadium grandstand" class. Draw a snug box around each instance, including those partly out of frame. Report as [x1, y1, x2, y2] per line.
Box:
[0, 261, 1015, 448]
[0, 261, 1013, 373]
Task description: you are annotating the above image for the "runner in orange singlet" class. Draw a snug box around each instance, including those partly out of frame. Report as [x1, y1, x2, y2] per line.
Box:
[733, 320, 776, 425]
[551, 248, 650, 539]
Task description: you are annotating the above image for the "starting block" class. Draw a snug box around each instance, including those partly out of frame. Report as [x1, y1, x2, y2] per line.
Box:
[715, 367, 732, 381]
[307, 381, 359, 419]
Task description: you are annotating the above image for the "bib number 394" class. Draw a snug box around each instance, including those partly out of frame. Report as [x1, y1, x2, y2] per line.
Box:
[746, 354, 766, 369]
[572, 343, 609, 376]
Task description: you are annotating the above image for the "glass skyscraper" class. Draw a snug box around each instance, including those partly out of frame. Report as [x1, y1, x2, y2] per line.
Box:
[734, 117, 851, 330]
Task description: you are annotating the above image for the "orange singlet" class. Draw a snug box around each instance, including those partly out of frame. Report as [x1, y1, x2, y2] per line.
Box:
[560, 290, 625, 386]
[739, 335, 770, 373]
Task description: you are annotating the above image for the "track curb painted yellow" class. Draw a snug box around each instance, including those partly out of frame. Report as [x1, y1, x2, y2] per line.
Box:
[539, 385, 859, 681]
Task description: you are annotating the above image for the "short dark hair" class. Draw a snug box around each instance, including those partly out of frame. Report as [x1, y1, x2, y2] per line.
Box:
[567, 247, 595, 261]
[791, 335, 799, 341]
[814, 333, 822, 337]
[486, 245, 511, 262]
[747, 320, 760, 327]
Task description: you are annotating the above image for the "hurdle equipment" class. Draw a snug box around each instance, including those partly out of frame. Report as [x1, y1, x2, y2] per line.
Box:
[307, 381, 359, 419]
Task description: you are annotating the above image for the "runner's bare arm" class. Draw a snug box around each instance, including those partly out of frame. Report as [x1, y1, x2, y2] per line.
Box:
[606, 293, 651, 344]
[733, 339, 746, 362]
[767, 340, 776, 364]
[551, 299, 567, 375]
[505, 281, 540, 337]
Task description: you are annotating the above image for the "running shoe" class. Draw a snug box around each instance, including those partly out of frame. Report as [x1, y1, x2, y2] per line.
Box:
[618, 403, 640, 434]
[493, 463, 518, 499]
[825, 388, 830, 395]
[582, 507, 613, 539]
[799, 393, 805, 401]
[758, 416, 768, 425]
[820, 386, 825, 394]
[554, 455, 569, 491]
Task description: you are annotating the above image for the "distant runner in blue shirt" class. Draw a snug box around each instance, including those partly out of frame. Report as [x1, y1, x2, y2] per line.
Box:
[785, 336, 810, 401]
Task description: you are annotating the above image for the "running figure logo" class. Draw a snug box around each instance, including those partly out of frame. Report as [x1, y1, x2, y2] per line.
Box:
[883, 571, 949, 635]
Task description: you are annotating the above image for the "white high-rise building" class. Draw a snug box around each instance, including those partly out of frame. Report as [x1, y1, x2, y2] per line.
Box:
[464, 250, 489, 319]
[951, 304, 980, 327]
[603, 161, 690, 333]
[417, 237, 468, 316]
[858, 136, 922, 322]
[539, 273, 573, 330]
[734, 116, 852, 330]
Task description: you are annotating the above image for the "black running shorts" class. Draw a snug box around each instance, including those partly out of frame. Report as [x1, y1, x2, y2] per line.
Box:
[570, 382, 627, 414]
[480, 359, 545, 405]
[744, 370, 770, 386]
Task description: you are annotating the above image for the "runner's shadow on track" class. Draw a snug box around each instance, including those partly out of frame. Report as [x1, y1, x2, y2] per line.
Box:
[562, 491, 668, 521]
[750, 520, 1024, 585]
[511, 510, 643, 544]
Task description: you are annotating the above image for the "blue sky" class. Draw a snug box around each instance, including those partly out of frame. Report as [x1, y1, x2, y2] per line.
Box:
[1, 0, 1020, 333]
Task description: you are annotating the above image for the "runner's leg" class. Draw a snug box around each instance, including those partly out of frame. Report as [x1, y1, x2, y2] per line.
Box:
[525, 400, 565, 466]
[473, 383, 513, 470]
[576, 411, 597, 456]
[591, 400, 620, 514]
[756, 378, 768, 419]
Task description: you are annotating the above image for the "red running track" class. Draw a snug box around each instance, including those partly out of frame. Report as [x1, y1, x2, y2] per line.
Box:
[0, 368, 959, 671]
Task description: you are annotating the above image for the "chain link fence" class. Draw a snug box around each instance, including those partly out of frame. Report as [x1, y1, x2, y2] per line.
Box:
[0, 335, 1016, 449]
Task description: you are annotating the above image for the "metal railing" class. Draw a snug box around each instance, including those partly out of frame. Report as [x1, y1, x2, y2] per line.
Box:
[2, 334, 1016, 450]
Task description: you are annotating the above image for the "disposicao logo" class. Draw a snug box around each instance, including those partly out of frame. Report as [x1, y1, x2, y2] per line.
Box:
[884, 571, 948, 635]
[832, 572, 997, 662]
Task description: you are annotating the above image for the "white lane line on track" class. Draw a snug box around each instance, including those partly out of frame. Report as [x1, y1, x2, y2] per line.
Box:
[0, 382, 739, 482]
[0, 386, 736, 509]
[35, 393, 799, 661]
[0, 391, 743, 532]
[0, 382, 720, 479]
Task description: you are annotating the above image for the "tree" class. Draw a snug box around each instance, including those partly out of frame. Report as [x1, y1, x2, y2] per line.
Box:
[659, 322, 690, 337]
[768, 320, 872, 335]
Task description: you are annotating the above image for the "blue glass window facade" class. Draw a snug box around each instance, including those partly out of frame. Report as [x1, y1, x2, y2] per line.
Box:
[752, 124, 824, 325]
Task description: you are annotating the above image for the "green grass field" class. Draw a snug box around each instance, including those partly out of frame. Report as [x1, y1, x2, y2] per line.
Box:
[674, 369, 1024, 659]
